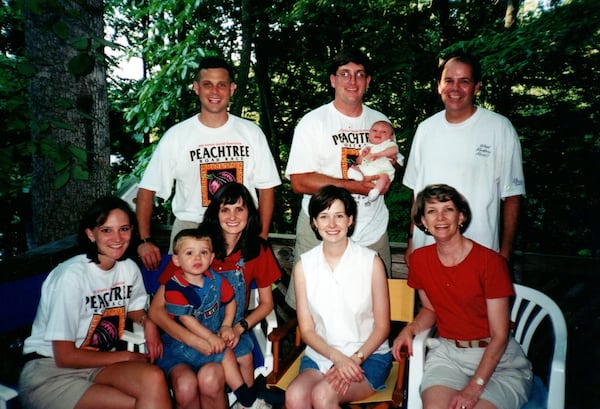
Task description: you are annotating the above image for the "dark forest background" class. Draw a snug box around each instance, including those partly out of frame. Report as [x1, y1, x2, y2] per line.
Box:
[0, 0, 598, 261]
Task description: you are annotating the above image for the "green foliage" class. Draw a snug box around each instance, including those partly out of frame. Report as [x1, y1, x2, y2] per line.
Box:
[109, 0, 599, 256]
[40, 139, 90, 189]
[2, 0, 598, 258]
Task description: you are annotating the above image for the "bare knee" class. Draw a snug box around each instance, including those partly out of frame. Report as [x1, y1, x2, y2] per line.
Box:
[285, 382, 318, 409]
[311, 382, 338, 409]
[197, 363, 225, 397]
[284, 384, 306, 409]
[171, 372, 199, 406]
[143, 365, 170, 395]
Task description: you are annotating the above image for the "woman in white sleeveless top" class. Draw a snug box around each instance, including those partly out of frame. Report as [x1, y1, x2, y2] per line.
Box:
[285, 185, 392, 409]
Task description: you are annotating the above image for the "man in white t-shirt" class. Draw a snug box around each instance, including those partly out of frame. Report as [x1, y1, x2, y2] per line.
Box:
[136, 57, 281, 272]
[285, 48, 400, 308]
[403, 51, 525, 263]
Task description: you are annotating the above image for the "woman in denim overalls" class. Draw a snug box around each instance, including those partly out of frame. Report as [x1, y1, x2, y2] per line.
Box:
[149, 183, 281, 409]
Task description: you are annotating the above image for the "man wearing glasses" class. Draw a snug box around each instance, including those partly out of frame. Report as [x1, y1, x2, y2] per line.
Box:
[284, 48, 399, 308]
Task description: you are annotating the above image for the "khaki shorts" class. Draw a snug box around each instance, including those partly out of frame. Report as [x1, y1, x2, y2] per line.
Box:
[421, 337, 533, 408]
[19, 358, 103, 409]
[285, 211, 392, 309]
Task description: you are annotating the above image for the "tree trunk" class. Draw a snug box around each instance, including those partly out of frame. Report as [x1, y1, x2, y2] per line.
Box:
[231, 0, 252, 117]
[504, 0, 518, 29]
[252, 0, 279, 169]
[25, 0, 110, 247]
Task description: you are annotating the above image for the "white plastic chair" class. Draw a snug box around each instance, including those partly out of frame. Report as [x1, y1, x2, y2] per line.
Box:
[407, 283, 567, 409]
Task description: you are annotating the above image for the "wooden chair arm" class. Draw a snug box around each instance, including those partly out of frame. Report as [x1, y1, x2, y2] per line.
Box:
[393, 350, 409, 407]
[267, 317, 298, 343]
[266, 317, 305, 386]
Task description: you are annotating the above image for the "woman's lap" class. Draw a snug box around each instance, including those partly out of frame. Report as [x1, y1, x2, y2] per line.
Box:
[422, 338, 532, 408]
[19, 358, 102, 409]
[299, 351, 392, 392]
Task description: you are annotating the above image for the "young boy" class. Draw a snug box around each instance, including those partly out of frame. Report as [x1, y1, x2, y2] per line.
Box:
[347, 120, 399, 201]
[155, 228, 271, 409]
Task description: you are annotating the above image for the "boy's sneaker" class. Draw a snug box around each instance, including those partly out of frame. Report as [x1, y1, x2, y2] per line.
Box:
[233, 398, 272, 409]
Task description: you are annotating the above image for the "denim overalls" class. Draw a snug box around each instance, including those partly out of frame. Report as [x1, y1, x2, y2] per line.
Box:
[156, 271, 227, 374]
[217, 257, 254, 358]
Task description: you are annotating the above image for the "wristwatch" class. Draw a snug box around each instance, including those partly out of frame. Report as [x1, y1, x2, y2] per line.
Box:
[238, 319, 249, 334]
[354, 350, 365, 362]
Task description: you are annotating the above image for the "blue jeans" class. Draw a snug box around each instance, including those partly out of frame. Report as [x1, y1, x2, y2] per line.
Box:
[300, 351, 392, 391]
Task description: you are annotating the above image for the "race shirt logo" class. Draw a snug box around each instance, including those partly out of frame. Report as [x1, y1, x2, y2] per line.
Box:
[341, 147, 361, 178]
[200, 162, 244, 206]
[82, 307, 126, 351]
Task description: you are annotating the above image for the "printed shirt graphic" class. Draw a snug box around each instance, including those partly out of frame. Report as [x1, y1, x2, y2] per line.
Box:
[83, 307, 125, 351]
[139, 114, 281, 223]
[341, 147, 361, 178]
[201, 160, 243, 207]
[22, 255, 147, 357]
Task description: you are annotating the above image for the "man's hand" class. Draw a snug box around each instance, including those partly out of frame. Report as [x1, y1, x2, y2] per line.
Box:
[138, 241, 162, 271]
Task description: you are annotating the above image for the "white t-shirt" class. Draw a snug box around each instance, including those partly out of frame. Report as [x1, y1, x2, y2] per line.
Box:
[285, 102, 390, 246]
[403, 107, 526, 251]
[23, 255, 148, 357]
[140, 114, 281, 223]
[300, 240, 390, 372]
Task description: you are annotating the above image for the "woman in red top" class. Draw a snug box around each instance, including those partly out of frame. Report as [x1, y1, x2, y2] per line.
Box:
[149, 183, 280, 409]
[391, 184, 532, 409]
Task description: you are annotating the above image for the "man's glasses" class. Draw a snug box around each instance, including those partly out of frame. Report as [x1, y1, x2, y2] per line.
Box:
[336, 70, 367, 82]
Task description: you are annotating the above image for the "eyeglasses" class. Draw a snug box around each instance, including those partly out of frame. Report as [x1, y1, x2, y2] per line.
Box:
[336, 70, 368, 82]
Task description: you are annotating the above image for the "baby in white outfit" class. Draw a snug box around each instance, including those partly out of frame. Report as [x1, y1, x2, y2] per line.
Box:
[347, 120, 399, 201]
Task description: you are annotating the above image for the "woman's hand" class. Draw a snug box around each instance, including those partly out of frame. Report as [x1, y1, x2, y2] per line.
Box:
[219, 325, 236, 347]
[325, 366, 352, 395]
[324, 355, 364, 395]
[143, 318, 163, 363]
[449, 382, 484, 409]
[325, 352, 365, 394]
[391, 325, 414, 359]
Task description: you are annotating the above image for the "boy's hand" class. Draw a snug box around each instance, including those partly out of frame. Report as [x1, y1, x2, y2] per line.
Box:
[206, 333, 226, 354]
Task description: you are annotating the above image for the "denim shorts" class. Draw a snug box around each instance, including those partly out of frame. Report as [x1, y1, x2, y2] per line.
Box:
[299, 351, 392, 391]
[156, 339, 225, 375]
[233, 332, 254, 358]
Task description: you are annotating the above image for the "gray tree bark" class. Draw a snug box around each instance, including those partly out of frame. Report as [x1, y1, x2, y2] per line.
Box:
[25, 0, 111, 246]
